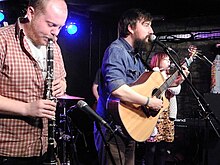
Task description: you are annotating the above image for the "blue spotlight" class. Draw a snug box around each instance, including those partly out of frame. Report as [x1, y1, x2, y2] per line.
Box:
[66, 23, 78, 35]
[0, 12, 5, 22]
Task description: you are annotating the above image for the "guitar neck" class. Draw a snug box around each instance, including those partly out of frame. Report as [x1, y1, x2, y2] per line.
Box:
[154, 56, 193, 98]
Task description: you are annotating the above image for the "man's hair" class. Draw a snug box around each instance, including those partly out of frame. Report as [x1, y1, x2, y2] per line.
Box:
[28, 0, 47, 14]
[28, 0, 66, 12]
[118, 8, 153, 38]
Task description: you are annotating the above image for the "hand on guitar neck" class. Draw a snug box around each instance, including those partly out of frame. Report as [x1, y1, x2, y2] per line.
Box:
[172, 65, 190, 86]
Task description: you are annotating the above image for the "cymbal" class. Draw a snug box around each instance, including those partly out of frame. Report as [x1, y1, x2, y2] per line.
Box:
[57, 94, 84, 100]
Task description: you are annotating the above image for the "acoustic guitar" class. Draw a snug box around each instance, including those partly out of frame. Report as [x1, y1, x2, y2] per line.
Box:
[107, 45, 198, 142]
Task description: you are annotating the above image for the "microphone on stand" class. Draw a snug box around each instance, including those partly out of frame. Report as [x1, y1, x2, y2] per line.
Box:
[76, 100, 113, 131]
[149, 34, 176, 53]
[192, 49, 213, 66]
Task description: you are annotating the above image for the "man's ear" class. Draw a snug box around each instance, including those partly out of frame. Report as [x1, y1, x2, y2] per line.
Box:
[26, 6, 35, 21]
[128, 24, 134, 34]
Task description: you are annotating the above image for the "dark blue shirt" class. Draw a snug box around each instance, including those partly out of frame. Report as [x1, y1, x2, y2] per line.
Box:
[96, 37, 146, 121]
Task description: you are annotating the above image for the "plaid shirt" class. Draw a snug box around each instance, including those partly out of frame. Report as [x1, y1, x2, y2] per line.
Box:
[0, 19, 66, 157]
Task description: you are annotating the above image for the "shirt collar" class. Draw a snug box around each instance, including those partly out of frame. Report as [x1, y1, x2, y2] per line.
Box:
[15, 17, 27, 40]
[118, 37, 134, 53]
[119, 37, 141, 60]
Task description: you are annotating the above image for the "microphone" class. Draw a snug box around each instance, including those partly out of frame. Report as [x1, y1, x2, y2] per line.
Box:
[76, 100, 112, 131]
[149, 34, 175, 52]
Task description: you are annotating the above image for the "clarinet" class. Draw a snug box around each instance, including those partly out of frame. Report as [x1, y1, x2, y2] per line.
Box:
[44, 39, 58, 165]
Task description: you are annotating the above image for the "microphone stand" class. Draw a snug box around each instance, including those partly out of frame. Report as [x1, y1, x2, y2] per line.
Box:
[66, 115, 81, 165]
[164, 47, 220, 165]
[95, 121, 117, 165]
[195, 53, 213, 66]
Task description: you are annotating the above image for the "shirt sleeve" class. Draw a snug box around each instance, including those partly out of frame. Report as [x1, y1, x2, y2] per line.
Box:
[102, 45, 127, 93]
[168, 84, 181, 95]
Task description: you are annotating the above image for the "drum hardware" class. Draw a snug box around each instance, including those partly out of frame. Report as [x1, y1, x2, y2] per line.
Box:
[56, 97, 83, 165]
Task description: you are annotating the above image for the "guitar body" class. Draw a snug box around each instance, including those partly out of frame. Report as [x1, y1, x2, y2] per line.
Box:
[107, 71, 169, 142]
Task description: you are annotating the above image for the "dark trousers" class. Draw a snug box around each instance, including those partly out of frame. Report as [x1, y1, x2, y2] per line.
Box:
[94, 123, 135, 165]
[144, 142, 167, 165]
[0, 156, 44, 165]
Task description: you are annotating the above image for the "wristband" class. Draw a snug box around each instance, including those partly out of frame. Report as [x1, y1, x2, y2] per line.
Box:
[145, 97, 150, 106]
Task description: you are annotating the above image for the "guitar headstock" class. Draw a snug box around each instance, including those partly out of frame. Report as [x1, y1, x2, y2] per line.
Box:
[188, 45, 199, 57]
[181, 45, 200, 68]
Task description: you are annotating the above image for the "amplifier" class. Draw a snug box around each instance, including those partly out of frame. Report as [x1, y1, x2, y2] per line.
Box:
[175, 118, 207, 128]
[175, 93, 220, 129]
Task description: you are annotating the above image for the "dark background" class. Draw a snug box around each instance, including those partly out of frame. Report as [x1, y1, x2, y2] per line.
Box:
[1, 0, 220, 164]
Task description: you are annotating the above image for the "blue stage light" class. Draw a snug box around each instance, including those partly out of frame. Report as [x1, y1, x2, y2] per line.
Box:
[66, 23, 78, 35]
[0, 12, 5, 22]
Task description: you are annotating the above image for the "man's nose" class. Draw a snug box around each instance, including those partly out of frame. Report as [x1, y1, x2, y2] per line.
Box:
[51, 28, 61, 37]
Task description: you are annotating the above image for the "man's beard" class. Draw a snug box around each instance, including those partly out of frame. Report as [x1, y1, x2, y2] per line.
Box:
[133, 38, 152, 59]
